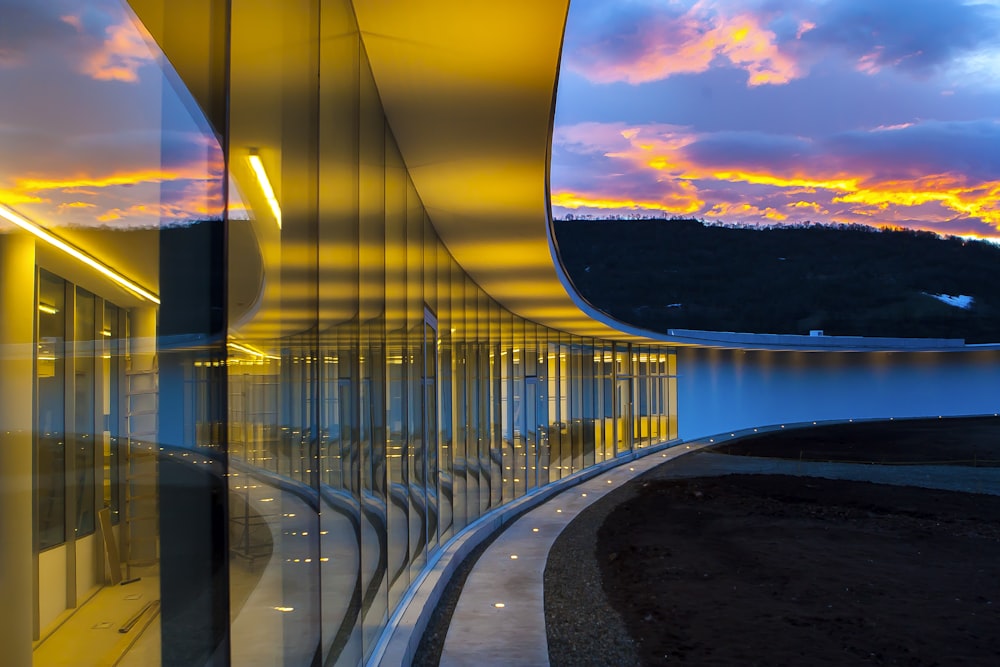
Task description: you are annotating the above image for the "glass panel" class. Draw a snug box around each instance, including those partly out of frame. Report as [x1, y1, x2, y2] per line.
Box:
[477, 296, 490, 514]
[536, 332, 550, 485]
[450, 261, 467, 532]
[500, 313, 513, 503]
[423, 319, 439, 555]
[37, 270, 67, 550]
[463, 278, 480, 523]
[520, 320, 536, 493]
[74, 287, 97, 537]
[570, 340, 584, 473]
[546, 341, 560, 482]
[436, 246, 454, 544]
[101, 302, 123, 526]
[488, 299, 503, 509]
[385, 124, 409, 613]
[406, 176, 426, 580]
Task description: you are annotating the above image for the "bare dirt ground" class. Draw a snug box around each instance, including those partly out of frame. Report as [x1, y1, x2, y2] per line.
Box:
[550, 417, 1000, 666]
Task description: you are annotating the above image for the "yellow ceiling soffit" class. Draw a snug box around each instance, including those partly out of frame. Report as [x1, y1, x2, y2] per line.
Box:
[351, 0, 650, 341]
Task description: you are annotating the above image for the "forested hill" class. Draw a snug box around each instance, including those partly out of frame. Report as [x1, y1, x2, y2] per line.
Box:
[553, 219, 1000, 343]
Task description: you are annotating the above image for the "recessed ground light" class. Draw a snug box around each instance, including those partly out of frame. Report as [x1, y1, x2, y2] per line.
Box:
[607, 480, 613, 484]
[556, 509, 562, 513]
[581, 493, 587, 497]
[494, 603, 505, 608]
[629, 467, 634, 471]
[532, 528, 539, 532]
[510, 554, 518, 560]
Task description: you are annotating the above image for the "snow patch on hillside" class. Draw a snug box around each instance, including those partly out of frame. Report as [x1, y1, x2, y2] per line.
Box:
[926, 293, 974, 310]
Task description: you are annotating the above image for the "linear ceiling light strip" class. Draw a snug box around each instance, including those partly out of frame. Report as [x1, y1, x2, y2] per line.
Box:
[0, 204, 160, 304]
[247, 151, 281, 229]
[227, 341, 279, 360]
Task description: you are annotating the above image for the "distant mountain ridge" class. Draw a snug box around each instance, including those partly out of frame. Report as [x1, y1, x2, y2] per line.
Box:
[553, 219, 1000, 343]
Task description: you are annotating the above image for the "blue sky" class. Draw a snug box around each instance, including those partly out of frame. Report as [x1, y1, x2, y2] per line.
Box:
[552, 0, 1000, 239]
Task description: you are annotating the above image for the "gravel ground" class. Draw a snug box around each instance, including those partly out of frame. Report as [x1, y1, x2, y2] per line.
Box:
[544, 481, 641, 667]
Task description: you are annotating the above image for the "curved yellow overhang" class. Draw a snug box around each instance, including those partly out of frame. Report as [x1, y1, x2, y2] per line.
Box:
[352, 0, 634, 338]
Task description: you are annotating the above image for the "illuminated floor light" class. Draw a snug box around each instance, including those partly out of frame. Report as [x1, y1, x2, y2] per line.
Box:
[494, 603, 505, 609]
[532, 528, 539, 532]
[1, 204, 160, 304]
[510, 554, 518, 560]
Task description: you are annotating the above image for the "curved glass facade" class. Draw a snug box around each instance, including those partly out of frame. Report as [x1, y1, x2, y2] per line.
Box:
[0, 1, 677, 665]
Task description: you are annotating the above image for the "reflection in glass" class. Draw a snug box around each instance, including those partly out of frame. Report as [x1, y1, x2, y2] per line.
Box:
[37, 270, 67, 550]
[5, 2, 682, 664]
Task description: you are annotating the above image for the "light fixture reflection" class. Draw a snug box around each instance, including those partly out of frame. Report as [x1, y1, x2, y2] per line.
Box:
[248, 150, 281, 229]
[38, 303, 59, 315]
[228, 341, 280, 361]
[1, 204, 159, 304]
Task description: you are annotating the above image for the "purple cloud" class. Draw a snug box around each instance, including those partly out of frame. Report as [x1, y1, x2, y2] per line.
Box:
[801, 0, 1000, 77]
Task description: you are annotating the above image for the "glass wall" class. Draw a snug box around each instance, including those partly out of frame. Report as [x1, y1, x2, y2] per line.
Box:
[0, 1, 679, 665]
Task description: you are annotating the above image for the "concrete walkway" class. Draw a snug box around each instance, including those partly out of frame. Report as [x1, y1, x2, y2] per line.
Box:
[438, 449, 1000, 666]
[438, 443, 708, 666]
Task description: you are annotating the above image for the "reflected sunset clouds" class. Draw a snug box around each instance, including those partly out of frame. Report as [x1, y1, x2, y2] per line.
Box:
[553, 0, 1000, 239]
[0, 0, 223, 232]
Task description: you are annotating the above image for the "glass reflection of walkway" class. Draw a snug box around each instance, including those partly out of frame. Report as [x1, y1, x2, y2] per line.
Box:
[225, 460, 396, 667]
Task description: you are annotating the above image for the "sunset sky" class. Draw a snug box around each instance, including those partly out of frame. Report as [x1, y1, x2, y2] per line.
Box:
[552, 0, 1000, 239]
[0, 0, 222, 233]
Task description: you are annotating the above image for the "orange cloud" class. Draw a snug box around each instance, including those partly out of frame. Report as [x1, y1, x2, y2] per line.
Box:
[834, 177, 1000, 226]
[78, 19, 156, 83]
[57, 201, 96, 214]
[707, 202, 788, 221]
[571, 7, 803, 87]
[789, 201, 829, 215]
[551, 187, 704, 216]
[17, 167, 212, 192]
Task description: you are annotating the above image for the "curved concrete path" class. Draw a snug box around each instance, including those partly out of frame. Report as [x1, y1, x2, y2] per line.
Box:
[438, 448, 1000, 666]
[437, 443, 710, 666]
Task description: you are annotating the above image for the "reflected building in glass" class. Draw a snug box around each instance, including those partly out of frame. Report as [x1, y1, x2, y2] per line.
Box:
[2, 1, 998, 666]
[0, 1, 677, 665]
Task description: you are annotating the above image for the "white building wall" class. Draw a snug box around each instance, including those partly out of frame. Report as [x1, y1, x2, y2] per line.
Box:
[676, 347, 1000, 441]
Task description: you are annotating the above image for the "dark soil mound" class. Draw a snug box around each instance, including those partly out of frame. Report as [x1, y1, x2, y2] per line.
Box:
[597, 474, 1000, 666]
[716, 416, 1000, 466]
